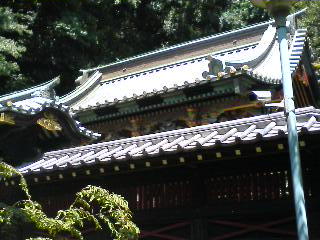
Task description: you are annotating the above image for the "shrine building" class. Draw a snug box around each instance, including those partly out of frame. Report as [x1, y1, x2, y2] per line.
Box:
[1, 10, 320, 239]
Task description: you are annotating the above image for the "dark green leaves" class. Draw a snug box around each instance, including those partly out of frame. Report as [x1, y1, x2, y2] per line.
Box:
[0, 162, 140, 239]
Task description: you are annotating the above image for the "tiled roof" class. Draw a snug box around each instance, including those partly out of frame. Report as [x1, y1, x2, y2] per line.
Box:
[82, 21, 273, 73]
[80, 9, 306, 74]
[60, 44, 260, 111]
[19, 107, 320, 175]
[0, 73, 102, 141]
[289, 29, 308, 73]
[0, 96, 102, 141]
[60, 23, 307, 113]
[0, 77, 59, 105]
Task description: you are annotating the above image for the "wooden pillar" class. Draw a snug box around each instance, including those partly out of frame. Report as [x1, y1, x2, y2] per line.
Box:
[190, 168, 207, 239]
[191, 218, 208, 240]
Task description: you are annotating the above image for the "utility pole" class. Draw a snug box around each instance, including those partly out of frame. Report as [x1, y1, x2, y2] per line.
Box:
[250, 1, 309, 239]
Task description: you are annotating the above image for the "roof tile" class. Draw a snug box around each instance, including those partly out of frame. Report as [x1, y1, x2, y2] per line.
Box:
[19, 107, 320, 175]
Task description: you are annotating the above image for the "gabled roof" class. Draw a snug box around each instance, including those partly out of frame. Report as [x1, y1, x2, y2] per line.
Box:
[0, 77, 59, 106]
[0, 97, 102, 141]
[59, 11, 308, 113]
[79, 9, 305, 74]
[19, 107, 320, 175]
[0, 78, 102, 142]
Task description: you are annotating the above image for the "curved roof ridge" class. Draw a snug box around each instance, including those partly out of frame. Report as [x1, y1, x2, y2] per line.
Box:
[79, 9, 306, 74]
[103, 42, 258, 85]
[0, 77, 60, 104]
[246, 27, 308, 84]
[82, 20, 273, 73]
[223, 25, 276, 68]
[59, 71, 102, 105]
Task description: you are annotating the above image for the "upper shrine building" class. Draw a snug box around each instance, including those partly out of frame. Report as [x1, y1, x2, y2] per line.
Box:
[1, 10, 320, 239]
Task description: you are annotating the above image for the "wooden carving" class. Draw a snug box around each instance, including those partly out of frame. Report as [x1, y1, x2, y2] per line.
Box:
[0, 113, 15, 125]
[37, 113, 62, 131]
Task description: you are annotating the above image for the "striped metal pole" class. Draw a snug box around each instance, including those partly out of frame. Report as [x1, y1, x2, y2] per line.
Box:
[275, 15, 309, 240]
[249, 1, 309, 239]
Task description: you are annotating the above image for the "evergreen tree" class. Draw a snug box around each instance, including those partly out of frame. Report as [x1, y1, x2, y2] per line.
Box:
[220, 0, 269, 31]
[0, 0, 318, 95]
[0, 3, 35, 94]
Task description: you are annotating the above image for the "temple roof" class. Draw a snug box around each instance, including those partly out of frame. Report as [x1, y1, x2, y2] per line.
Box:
[0, 77, 59, 105]
[19, 106, 320, 175]
[58, 11, 307, 113]
[0, 97, 101, 141]
[0, 78, 102, 144]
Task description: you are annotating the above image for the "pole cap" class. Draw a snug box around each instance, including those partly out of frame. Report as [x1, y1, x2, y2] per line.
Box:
[250, 0, 296, 16]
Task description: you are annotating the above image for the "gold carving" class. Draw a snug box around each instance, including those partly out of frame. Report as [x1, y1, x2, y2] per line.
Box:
[6, 101, 13, 107]
[0, 113, 15, 125]
[229, 66, 237, 76]
[37, 113, 62, 131]
[217, 72, 226, 80]
[241, 65, 251, 71]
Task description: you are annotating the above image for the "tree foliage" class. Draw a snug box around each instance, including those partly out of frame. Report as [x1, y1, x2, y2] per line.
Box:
[293, 2, 320, 61]
[0, 0, 231, 94]
[0, 0, 319, 95]
[0, 162, 139, 240]
[220, 0, 269, 30]
[0, 4, 35, 94]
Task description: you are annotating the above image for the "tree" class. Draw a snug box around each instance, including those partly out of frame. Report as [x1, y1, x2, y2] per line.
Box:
[21, 0, 141, 94]
[135, 0, 229, 45]
[1, 0, 318, 96]
[0, 162, 140, 240]
[293, 1, 320, 61]
[220, 0, 269, 31]
[2, 0, 231, 95]
[0, 5, 35, 95]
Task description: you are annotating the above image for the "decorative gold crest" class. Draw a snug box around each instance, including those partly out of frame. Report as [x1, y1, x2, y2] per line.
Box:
[229, 66, 237, 76]
[217, 72, 226, 80]
[0, 113, 15, 125]
[37, 113, 62, 131]
[6, 101, 13, 107]
[241, 65, 250, 71]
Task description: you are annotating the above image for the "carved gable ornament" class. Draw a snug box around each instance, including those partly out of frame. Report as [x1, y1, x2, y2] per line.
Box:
[202, 56, 251, 80]
[37, 113, 62, 131]
[202, 56, 226, 79]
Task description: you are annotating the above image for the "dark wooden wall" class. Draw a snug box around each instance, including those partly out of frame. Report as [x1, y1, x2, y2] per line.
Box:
[1, 133, 319, 240]
[14, 147, 318, 240]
